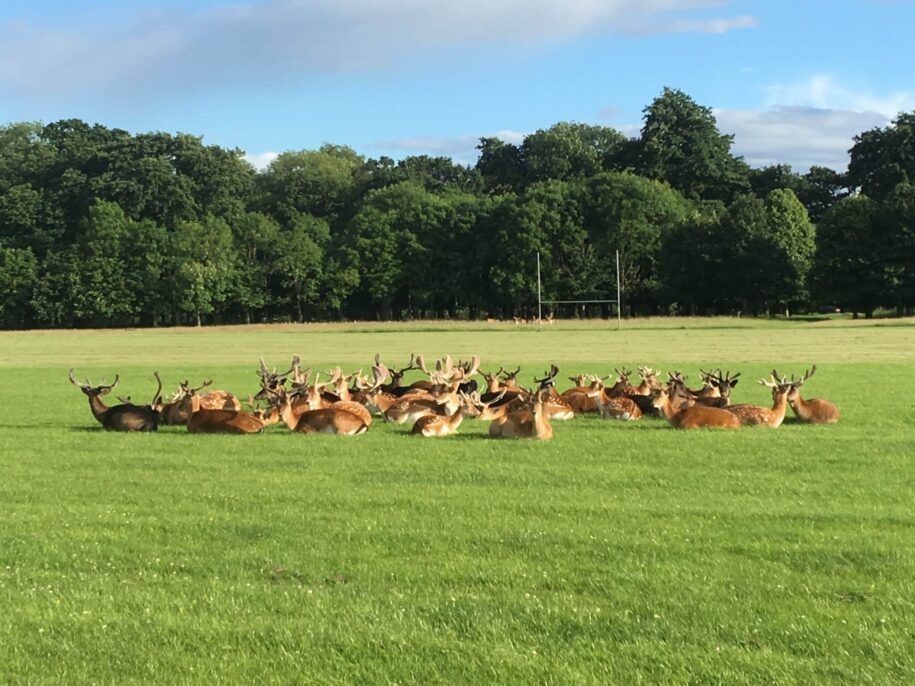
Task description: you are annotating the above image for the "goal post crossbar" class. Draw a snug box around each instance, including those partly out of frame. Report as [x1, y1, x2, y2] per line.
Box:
[536, 250, 622, 331]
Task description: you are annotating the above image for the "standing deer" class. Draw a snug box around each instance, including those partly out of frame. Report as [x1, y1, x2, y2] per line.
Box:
[68, 369, 160, 432]
[785, 366, 840, 424]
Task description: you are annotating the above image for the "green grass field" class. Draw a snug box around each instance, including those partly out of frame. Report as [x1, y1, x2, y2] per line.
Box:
[2, 318, 914, 684]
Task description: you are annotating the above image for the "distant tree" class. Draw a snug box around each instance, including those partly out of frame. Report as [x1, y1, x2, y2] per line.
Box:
[763, 189, 816, 314]
[581, 172, 691, 312]
[171, 215, 236, 326]
[231, 211, 280, 323]
[522, 122, 625, 183]
[749, 164, 808, 199]
[273, 212, 328, 322]
[258, 145, 363, 226]
[476, 137, 525, 193]
[638, 87, 749, 202]
[0, 246, 37, 328]
[848, 112, 915, 200]
[798, 166, 849, 223]
[811, 195, 891, 317]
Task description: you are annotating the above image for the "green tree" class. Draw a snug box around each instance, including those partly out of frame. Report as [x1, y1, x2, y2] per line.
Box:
[231, 212, 280, 323]
[171, 216, 236, 326]
[763, 189, 816, 314]
[273, 212, 328, 322]
[0, 246, 37, 328]
[638, 88, 749, 202]
[476, 137, 525, 193]
[848, 113, 915, 200]
[581, 172, 691, 312]
[811, 196, 891, 317]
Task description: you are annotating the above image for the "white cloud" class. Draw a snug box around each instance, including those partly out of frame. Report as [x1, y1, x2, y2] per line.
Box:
[716, 106, 886, 171]
[714, 74, 915, 170]
[243, 151, 279, 171]
[763, 73, 915, 119]
[0, 1, 756, 99]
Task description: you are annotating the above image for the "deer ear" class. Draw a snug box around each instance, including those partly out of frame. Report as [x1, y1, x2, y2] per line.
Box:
[731, 378, 739, 387]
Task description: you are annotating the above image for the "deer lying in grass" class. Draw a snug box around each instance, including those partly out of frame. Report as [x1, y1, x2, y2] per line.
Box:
[725, 373, 790, 427]
[175, 380, 266, 434]
[651, 383, 741, 430]
[488, 388, 553, 440]
[69, 369, 160, 432]
[585, 375, 642, 421]
[785, 366, 840, 424]
[268, 386, 369, 435]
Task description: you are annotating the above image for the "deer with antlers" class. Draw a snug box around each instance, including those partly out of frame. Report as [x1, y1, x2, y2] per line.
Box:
[488, 388, 554, 440]
[267, 386, 369, 435]
[585, 375, 642, 421]
[725, 372, 790, 427]
[785, 366, 840, 424]
[69, 369, 161, 432]
[173, 380, 266, 434]
[651, 378, 741, 430]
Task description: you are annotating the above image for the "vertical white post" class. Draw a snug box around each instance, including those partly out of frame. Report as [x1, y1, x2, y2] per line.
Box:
[537, 251, 543, 332]
[616, 249, 622, 331]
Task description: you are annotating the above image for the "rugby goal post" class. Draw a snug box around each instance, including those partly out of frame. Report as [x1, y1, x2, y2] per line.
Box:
[536, 250, 622, 332]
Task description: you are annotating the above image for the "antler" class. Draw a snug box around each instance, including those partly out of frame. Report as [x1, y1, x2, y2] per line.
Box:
[415, 354, 431, 375]
[68, 368, 90, 390]
[502, 366, 521, 379]
[151, 371, 163, 406]
[533, 364, 559, 387]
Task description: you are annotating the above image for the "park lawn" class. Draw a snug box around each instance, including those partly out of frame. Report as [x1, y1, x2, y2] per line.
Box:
[1, 319, 914, 684]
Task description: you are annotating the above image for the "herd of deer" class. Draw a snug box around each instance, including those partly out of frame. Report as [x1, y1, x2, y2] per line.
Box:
[68, 354, 839, 438]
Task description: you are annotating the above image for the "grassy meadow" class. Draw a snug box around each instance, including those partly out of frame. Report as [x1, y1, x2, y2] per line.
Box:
[1, 318, 914, 684]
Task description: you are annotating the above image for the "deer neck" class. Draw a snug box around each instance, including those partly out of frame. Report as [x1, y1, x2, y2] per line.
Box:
[278, 396, 298, 430]
[486, 378, 501, 393]
[788, 393, 811, 420]
[772, 391, 789, 423]
[87, 394, 110, 423]
[655, 394, 679, 422]
[533, 401, 550, 438]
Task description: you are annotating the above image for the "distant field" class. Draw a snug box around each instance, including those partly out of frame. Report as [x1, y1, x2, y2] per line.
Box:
[1, 319, 913, 684]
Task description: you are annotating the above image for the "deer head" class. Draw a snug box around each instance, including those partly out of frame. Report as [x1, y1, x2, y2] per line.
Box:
[68, 369, 120, 397]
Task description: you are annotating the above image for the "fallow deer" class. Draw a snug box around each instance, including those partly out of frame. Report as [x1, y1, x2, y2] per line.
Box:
[651, 385, 741, 430]
[585, 375, 642, 421]
[68, 369, 160, 432]
[488, 388, 553, 440]
[785, 366, 840, 424]
[175, 380, 266, 434]
[725, 373, 790, 428]
[270, 386, 369, 435]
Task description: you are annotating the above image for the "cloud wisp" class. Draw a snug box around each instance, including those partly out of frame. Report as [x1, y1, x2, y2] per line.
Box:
[0, 0, 755, 100]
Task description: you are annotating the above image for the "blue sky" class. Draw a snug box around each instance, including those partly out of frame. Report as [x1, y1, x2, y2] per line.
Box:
[1, 0, 913, 171]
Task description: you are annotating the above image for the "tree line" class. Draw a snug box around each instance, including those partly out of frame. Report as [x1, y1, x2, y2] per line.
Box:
[1, 88, 914, 329]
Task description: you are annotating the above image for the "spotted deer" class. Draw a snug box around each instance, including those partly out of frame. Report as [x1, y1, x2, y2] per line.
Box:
[725, 373, 790, 427]
[176, 380, 265, 434]
[585, 375, 642, 421]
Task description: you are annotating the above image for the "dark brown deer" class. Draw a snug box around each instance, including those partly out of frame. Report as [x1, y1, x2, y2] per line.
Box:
[68, 369, 160, 432]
